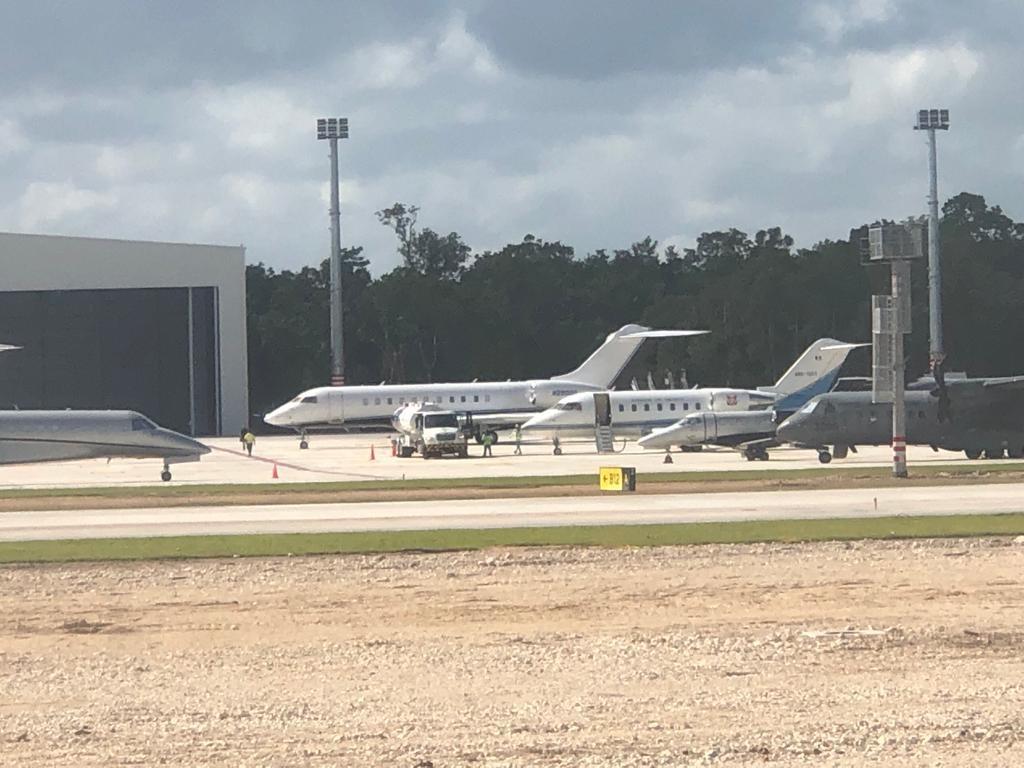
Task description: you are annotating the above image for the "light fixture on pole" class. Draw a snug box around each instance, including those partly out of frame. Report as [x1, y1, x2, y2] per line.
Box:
[316, 117, 349, 387]
[913, 108, 949, 373]
[866, 219, 925, 479]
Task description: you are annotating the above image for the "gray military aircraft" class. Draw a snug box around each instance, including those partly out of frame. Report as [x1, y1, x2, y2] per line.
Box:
[775, 377, 1024, 463]
[0, 410, 210, 481]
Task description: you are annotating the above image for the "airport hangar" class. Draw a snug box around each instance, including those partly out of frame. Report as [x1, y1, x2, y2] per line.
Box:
[0, 232, 247, 437]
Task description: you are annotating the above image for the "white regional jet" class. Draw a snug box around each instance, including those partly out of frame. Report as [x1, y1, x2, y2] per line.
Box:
[263, 324, 705, 447]
[521, 338, 859, 448]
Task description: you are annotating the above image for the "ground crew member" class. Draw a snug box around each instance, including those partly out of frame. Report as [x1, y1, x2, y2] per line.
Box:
[514, 424, 523, 455]
[482, 431, 493, 458]
[243, 430, 256, 457]
[240, 426, 248, 447]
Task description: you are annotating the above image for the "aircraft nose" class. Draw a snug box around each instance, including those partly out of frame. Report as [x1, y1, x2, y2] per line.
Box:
[522, 411, 554, 431]
[263, 403, 292, 426]
[155, 428, 210, 457]
[775, 414, 802, 444]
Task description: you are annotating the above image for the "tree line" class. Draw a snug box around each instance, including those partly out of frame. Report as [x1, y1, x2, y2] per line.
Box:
[246, 192, 1024, 423]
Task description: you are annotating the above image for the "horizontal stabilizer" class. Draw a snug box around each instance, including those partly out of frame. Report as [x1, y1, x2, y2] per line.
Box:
[620, 330, 709, 339]
[553, 325, 706, 388]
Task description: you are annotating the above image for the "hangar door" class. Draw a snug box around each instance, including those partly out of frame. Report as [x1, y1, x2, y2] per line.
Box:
[0, 287, 220, 436]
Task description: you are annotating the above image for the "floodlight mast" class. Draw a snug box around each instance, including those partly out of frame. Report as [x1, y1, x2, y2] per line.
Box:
[914, 108, 949, 373]
[317, 117, 349, 387]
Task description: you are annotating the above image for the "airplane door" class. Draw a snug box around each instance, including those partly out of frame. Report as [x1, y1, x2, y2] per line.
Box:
[704, 412, 715, 441]
[594, 393, 612, 427]
[328, 391, 344, 423]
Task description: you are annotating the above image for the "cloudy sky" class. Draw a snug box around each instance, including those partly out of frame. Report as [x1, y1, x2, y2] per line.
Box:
[1, 0, 1021, 274]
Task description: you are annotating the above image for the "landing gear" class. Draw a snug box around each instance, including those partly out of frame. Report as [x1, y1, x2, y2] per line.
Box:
[833, 444, 849, 460]
[161, 462, 172, 482]
[299, 430, 309, 450]
[964, 448, 982, 460]
[663, 449, 674, 464]
[744, 447, 770, 461]
[984, 448, 1005, 460]
[817, 450, 833, 464]
[552, 436, 562, 456]
[1008, 446, 1024, 459]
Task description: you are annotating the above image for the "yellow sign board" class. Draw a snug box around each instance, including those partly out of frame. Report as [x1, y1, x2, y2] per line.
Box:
[599, 466, 624, 491]
[599, 466, 636, 492]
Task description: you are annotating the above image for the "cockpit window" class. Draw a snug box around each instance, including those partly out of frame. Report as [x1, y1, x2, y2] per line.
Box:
[555, 402, 583, 411]
[301, 395, 318, 404]
[800, 400, 820, 414]
[131, 416, 156, 431]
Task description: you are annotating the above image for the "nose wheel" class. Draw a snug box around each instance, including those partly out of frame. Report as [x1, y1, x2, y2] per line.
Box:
[299, 430, 309, 450]
[161, 462, 172, 482]
[552, 437, 562, 456]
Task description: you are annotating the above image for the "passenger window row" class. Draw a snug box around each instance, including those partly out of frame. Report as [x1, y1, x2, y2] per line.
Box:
[617, 401, 701, 413]
[362, 393, 492, 407]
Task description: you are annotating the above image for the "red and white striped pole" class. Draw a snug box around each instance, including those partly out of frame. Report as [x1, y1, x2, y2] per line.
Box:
[892, 434, 907, 477]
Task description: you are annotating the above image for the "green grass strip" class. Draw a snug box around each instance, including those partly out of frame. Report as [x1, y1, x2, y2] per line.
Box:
[2, 512, 1023, 563]
[3, 461, 1024, 501]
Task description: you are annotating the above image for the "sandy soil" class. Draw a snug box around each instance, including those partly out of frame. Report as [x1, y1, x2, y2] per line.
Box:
[2, 539, 1023, 766]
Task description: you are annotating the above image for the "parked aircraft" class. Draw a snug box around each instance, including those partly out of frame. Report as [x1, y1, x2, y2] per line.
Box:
[0, 410, 210, 481]
[263, 325, 705, 447]
[775, 376, 1024, 463]
[636, 342, 867, 459]
[522, 339, 859, 446]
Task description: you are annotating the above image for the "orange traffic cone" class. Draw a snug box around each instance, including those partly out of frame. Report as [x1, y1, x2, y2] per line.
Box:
[271, 463, 279, 479]
[369, 445, 376, 461]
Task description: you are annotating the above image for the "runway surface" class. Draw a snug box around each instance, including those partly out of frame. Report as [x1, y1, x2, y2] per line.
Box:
[2, 483, 1021, 541]
[0, 432, 1013, 489]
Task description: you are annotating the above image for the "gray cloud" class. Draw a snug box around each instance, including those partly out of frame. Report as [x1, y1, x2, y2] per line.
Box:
[0, 0, 1022, 275]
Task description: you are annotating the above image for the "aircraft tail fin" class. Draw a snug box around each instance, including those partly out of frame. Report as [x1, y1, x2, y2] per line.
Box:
[552, 325, 708, 389]
[765, 339, 868, 412]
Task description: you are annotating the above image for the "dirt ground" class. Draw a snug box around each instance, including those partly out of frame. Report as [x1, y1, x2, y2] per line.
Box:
[2, 539, 1023, 766]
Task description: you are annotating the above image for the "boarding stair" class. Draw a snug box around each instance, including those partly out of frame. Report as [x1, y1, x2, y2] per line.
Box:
[595, 424, 616, 454]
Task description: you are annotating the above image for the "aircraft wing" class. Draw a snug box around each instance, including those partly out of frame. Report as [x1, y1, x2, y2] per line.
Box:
[981, 376, 1024, 390]
[464, 412, 537, 430]
[620, 330, 709, 339]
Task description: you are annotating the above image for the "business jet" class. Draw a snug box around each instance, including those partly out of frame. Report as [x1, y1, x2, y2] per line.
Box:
[521, 339, 861, 449]
[0, 346, 209, 481]
[263, 324, 705, 447]
[0, 410, 210, 481]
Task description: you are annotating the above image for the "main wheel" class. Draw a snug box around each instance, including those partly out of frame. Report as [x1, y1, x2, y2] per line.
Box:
[817, 450, 832, 464]
[833, 445, 849, 460]
[299, 440, 309, 450]
[161, 470, 172, 482]
[757, 450, 770, 461]
[984, 448, 1005, 460]
[964, 448, 982, 460]
[1008, 446, 1024, 459]
[553, 446, 563, 456]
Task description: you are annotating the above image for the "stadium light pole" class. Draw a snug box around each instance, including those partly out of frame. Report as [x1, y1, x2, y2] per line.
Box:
[914, 108, 950, 373]
[317, 117, 349, 387]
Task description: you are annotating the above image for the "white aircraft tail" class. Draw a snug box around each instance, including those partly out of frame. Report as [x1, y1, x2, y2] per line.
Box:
[552, 325, 707, 388]
[764, 339, 867, 412]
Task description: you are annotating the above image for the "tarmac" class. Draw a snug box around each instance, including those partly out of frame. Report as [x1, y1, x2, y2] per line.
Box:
[0, 432, 1008, 489]
[1, 482, 1021, 541]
